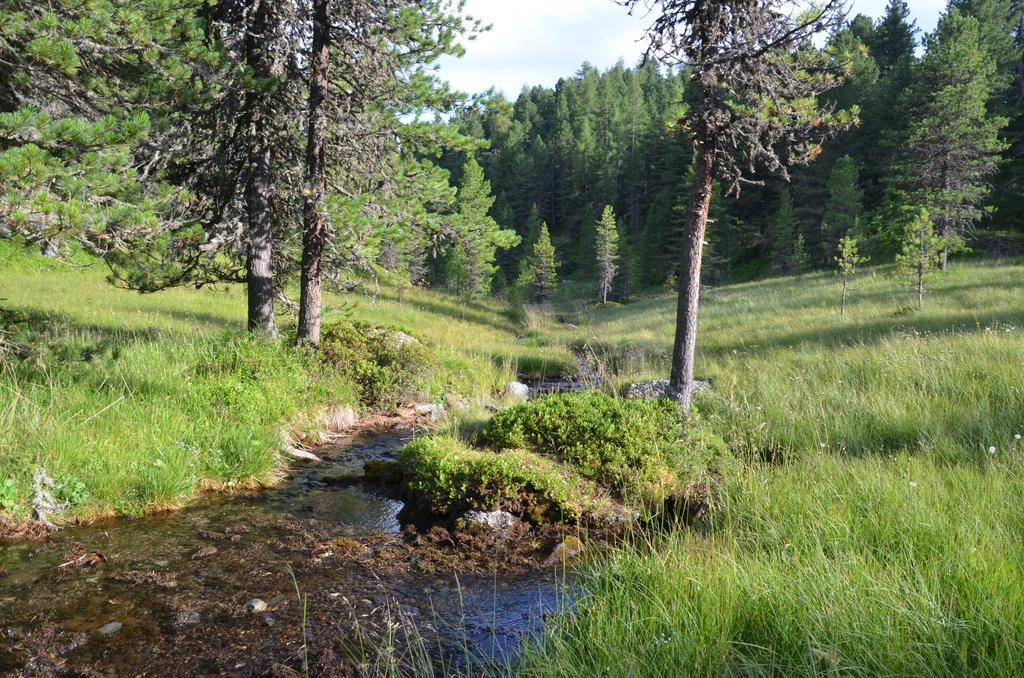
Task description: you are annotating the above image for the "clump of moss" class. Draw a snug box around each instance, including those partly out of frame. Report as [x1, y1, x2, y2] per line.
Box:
[481, 391, 732, 508]
[399, 436, 619, 524]
[315, 321, 436, 409]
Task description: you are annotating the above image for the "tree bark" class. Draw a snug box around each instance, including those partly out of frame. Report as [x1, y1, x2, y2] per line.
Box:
[918, 225, 926, 309]
[841, 276, 848, 317]
[297, 0, 330, 345]
[243, 0, 277, 338]
[669, 140, 716, 412]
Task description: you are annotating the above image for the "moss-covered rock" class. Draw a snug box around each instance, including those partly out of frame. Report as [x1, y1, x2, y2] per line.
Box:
[481, 391, 733, 509]
[399, 436, 623, 525]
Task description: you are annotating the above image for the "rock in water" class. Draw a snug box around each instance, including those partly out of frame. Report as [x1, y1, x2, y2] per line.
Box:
[545, 536, 585, 565]
[462, 510, 519, 532]
[414, 403, 445, 422]
[284, 447, 321, 463]
[507, 382, 531, 401]
[97, 622, 122, 636]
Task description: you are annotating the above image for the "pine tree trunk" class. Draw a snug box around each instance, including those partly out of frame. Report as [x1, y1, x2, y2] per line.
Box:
[841, 276, 847, 317]
[245, 137, 277, 337]
[918, 227, 926, 309]
[297, 0, 330, 345]
[669, 141, 716, 412]
[243, 0, 277, 338]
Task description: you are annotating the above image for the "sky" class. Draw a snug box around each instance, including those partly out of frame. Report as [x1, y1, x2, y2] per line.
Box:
[437, 0, 949, 97]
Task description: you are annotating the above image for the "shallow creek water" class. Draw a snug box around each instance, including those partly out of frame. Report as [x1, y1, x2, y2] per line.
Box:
[0, 428, 571, 676]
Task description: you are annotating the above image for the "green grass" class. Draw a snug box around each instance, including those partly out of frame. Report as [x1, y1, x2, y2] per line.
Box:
[567, 262, 1024, 461]
[0, 241, 572, 523]
[518, 260, 1024, 675]
[5, 238, 1024, 673]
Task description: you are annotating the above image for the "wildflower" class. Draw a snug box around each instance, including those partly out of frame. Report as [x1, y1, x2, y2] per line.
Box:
[820, 443, 827, 449]
[989, 446, 997, 455]
[1015, 434, 1021, 441]
[909, 481, 917, 488]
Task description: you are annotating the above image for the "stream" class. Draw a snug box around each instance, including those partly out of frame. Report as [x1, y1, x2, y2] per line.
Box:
[0, 427, 572, 676]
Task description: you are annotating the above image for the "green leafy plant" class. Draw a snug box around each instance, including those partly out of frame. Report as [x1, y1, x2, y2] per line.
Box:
[56, 476, 90, 507]
[0, 478, 18, 511]
[316, 321, 435, 409]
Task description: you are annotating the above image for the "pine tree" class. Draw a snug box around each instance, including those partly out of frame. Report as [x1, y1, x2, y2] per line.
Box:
[820, 156, 864, 263]
[296, 0, 483, 344]
[0, 0, 207, 265]
[520, 223, 559, 303]
[447, 156, 520, 298]
[625, 0, 851, 410]
[791, 234, 809, 278]
[902, 9, 1009, 270]
[868, 0, 918, 73]
[772, 190, 798, 274]
[835, 236, 868, 316]
[595, 205, 620, 303]
[895, 209, 943, 307]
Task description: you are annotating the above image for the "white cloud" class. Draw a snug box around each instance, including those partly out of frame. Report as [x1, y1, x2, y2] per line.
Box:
[438, 0, 948, 97]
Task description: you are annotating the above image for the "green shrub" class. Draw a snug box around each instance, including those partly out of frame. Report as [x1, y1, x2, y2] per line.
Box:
[0, 478, 17, 511]
[316, 321, 435, 409]
[482, 391, 731, 507]
[399, 435, 617, 523]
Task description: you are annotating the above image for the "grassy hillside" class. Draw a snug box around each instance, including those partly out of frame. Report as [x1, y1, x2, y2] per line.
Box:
[521, 260, 1024, 675]
[0, 242, 571, 523]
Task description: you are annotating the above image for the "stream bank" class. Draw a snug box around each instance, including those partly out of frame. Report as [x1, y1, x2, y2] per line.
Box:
[0, 421, 583, 676]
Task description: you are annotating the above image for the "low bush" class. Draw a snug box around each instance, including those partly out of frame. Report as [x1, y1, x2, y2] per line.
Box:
[482, 391, 733, 509]
[315, 321, 436, 409]
[399, 435, 618, 524]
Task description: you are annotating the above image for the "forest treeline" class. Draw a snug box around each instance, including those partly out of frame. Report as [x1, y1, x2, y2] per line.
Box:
[0, 0, 1021, 328]
[443, 0, 1024, 293]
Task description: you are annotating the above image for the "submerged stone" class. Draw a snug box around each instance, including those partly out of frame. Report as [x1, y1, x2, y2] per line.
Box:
[414, 403, 445, 422]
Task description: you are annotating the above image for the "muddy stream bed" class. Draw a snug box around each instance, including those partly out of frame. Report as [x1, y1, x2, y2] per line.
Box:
[0, 424, 578, 676]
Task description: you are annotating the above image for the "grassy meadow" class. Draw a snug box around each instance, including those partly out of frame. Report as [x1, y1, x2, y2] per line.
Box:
[519, 260, 1024, 675]
[0, 242, 571, 522]
[3, 240, 1024, 673]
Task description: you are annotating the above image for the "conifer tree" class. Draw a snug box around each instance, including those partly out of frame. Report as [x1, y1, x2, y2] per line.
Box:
[791, 234, 809, 278]
[896, 209, 943, 307]
[520, 223, 559, 303]
[902, 9, 1008, 270]
[446, 156, 520, 298]
[835, 235, 868, 316]
[0, 0, 206, 263]
[772, 190, 798, 274]
[595, 205, 621, 303]
[868, 0, 918, 73]
[624, 0, 852, 410]
[821, 156, 864, 263]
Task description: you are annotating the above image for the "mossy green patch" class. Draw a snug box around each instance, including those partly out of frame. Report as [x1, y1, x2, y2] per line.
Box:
[399, 436, 620, 524]
[482, 391, 734, 510]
